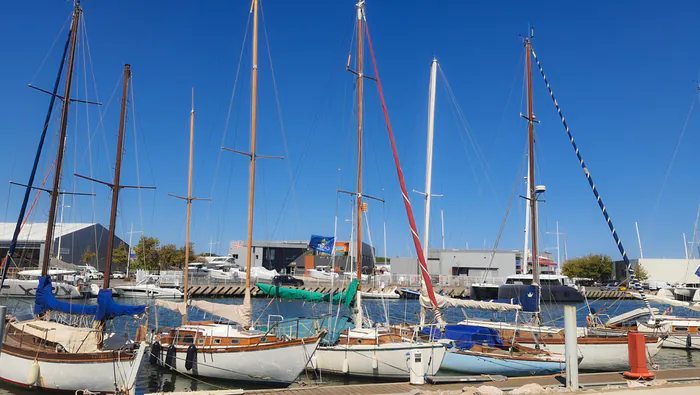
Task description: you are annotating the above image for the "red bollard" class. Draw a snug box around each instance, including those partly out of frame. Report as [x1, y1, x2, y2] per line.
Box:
[623, 332, 655, 380]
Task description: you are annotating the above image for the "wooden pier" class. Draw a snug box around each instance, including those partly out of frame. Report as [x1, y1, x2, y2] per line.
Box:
[185, 284, 636, 300]
[243, 368, 700, 395]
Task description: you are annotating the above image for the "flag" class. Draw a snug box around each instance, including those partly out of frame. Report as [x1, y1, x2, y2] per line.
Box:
[309, 235, 335, 255]
[695, 266, 700, 277]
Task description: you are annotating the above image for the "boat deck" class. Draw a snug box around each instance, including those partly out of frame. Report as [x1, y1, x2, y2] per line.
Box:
[244, 368, 700, 395]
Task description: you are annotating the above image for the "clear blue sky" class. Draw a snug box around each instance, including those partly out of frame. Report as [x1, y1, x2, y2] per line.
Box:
[2, 0, 700, 263]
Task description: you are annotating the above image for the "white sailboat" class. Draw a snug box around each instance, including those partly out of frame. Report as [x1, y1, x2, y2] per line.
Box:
[153, 8, 324, 384]
[311, 1, 446, 379]
[0, 269, 81, 298]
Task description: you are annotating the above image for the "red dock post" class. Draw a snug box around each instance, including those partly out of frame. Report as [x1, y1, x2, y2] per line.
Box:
[623, 332, 655, 380]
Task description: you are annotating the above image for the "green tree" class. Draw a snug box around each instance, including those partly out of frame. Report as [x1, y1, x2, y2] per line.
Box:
[132, 236, 160, 270]
[561, 254, 613, 282]
[160, 244, 182, 268]
[180, 242, 197, 265]
[82, 246, 96, 265]
[112, 242, 129, 269]
[633, 263, 649, 282]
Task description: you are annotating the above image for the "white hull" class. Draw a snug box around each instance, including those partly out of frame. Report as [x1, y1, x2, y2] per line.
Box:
[0, 279, 80, 299]
[114, 284, 183, 298]
[358, 289, 400, 299]
[518, 339, 662, 371]
[0, 343, 146, 394]
[308, 269, 338, 281]
[158, 337, 322, 384]
[208, 270, 239, 281]
[673, 286, 698, 300]
[313, 342, 445, 378]
[637, 319, 700, 350]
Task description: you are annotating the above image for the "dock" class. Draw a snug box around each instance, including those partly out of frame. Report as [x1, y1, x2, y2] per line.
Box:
[183, 284, 635, 300]
[243, 368, 700, 395]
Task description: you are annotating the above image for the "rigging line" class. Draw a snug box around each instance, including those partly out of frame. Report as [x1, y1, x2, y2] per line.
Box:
[480, 146, 527, 284]
[206, 9, 252, 236]
[29, 12, 73, 86]
[530, 46, 654, 316]
[650, 95, 696, 225]
[259, 0, 302, 236]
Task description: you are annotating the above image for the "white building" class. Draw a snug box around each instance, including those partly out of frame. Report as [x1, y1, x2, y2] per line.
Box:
[615, 258, 700, 285]
[391, 248, 518, 281]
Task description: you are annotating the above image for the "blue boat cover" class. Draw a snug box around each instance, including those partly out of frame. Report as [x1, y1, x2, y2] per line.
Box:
[34, 276, 98, 316]
[493, 284, 540, 313]
[423, 324, 503, 350]
[95, 289, 146, 321]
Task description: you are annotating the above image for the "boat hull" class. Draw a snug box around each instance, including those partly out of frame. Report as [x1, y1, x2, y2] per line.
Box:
[0, 342, 146, 394]
[0, 279, 80, 299]
[156, 337, 322, 385]
[113, 285, 183, 298]
[469, 284, 500, 301]
[312, 342, 445, 378]
[440, 349, 564, 376]
[498, 284, 583, 302]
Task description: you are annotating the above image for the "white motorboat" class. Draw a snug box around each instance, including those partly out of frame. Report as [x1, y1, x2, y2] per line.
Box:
[308, 266, 339, 281]
[208, 264, 241, 281]
[359, 287, 400, 299]
[113, 276, 184, 298]
[250, 266, 279, 282]
[673, 283, 700, 301]
[0, 269, 81, 299]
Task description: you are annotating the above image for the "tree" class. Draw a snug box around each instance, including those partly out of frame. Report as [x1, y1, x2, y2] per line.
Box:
[160, 244, 182, 269]
[132, 236, 160, 270]
[633, 263, 649, 282]
[180, 242, 197, 265]
[561, 254, 613, 282]
[82, 247, 96, 265]
[112, 242, 129, 269]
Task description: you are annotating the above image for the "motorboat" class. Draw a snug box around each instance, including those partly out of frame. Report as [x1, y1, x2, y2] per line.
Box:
[498, 274, 584, 302]
[250, 266, 279, 282]
[308, 266, 339, 281]
[359, 287, 400, 299]
[208, 264, 242, 281]
[469, 282, 500, 301]
[0, 269, 81, 299]
[113, 276, 184, 298]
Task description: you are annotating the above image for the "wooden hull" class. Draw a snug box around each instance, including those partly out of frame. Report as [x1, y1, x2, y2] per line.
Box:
[440, 348, 565, 376]
[0, 341, 146, 394]
[155, 336, 324, 385]
[312, 342, 446, 378]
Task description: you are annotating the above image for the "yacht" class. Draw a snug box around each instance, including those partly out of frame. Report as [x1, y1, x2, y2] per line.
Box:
[308, 265, 339, 281]
[498, 273, 584, 302]
[673, 283, 700, 301]
[113, 275, 184, 298]
[0, 269, 82, 299]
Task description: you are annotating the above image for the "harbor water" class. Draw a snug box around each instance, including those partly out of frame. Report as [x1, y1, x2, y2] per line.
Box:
[1, 296, 699, 394]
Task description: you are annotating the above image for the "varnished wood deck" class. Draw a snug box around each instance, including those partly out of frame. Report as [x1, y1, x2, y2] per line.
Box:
[244, 368, 700, 395]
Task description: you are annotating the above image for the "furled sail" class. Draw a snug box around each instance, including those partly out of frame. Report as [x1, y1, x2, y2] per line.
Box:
[256, 279, 358, 309]
[420, 293, 522, 312]
[95, 289, 146, 320]
[34, 276, 98, 316]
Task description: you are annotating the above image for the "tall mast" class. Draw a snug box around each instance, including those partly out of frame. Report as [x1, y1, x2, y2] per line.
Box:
[182, 88, 195, 324]
[355, 1, 365, 288]
[41, 3, 81, 276]
[244, 0, 260, 296]
[523, 163, 530, 273]
[102, 64, 131, 290]
[525, 37, 539, 287]
[423, 58, 437, 270]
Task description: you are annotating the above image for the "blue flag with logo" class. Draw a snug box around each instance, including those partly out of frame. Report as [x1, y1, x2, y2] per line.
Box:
[695, 266, 700, 277]
[309, 235, 335, 255]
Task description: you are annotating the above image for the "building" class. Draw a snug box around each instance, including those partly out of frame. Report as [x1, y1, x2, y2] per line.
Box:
[391, 248, 519, 280]
[614, 258, 700, 285]
[0, 222, 128, 271]
[228, 239, 375, 274]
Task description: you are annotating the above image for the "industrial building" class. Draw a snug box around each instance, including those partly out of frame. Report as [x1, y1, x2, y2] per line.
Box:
[0, 222, 128, 271]
[391, 248, 520, 280]
[614, 258, 700, 285]
[228, 239, 375, 273]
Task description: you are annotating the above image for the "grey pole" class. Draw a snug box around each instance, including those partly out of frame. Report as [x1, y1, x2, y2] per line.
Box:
[564, 305, 579, 390]
[0, 305, 7, 354]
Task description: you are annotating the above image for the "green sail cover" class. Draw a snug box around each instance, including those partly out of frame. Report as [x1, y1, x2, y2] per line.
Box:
[257, 279, 358, 308]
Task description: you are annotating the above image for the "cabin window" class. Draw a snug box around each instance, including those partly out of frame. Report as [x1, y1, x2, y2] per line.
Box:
[674, 327, 689, 332]
[260, 337, 267, 343]
[213, 338, 221, 345]
[357, 339, 362, 344]
[197, 338, 204, 345]
[182, 335, 194, 344]
[231, 339, 239, 345]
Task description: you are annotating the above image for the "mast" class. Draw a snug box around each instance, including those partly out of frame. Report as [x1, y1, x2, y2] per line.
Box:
[355, 0, 365, 288]
[525, 36, 539, 288]
[523, 160, 530, 274]
[102, 64, 131, 291]
[635, 222, 644, 259]
[41, 3, 81, 276]
[182, 88, 195, 324]
[423, 58, 437, 268]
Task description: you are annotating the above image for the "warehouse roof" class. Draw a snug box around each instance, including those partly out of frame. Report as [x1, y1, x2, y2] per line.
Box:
[0, 222, 95, 242]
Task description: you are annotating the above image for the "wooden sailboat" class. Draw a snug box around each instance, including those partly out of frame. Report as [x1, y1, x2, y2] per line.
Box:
[152, 0, 324, 385]
[0, 8, 148, 390]
[310, 1, 446, 379]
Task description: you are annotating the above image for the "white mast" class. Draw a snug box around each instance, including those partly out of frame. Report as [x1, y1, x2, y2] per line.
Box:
[635, 222, 644, 259]
[423, 58, 438, 265]
[126, 223, 142, 279]
[441, 209, 445, 250]
[523, 163, 531, 273]
[555, 221, 560, 274]
[683, 232, 689, 260]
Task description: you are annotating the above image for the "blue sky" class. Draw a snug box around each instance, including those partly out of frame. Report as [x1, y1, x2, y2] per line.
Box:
[2, 0, 700, 263]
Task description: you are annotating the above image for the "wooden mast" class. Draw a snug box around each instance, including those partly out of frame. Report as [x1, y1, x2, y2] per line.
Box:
[525, 37, 539, 288]
[41, 2, 81, 276]
[355, 0, 364, 289]
[244, 0, 260, 298]
[182, 88, 195, 324]
[102, 64, 131, 291]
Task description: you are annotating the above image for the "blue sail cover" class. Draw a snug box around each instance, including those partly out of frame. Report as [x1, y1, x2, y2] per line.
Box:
[95, 289, 146, 321]
[422, 324, 503, 350]
[493, 284, 540, 313]
[34, 276, 98, 316]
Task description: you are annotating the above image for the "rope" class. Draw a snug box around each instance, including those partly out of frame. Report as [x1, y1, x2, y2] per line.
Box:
[530, 46, 654, 317]
[363, 19, 442, 323]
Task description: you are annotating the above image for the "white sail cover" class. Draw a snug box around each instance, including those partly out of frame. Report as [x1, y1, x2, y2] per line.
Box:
[155, 299, 187, 315]
[190, 293, 252, 326]
[629, 291, 700, 312]
[155, 293, 253, 326]
[420, 293, 522, 312]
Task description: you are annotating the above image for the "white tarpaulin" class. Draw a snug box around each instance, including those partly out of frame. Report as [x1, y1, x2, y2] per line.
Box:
[420, 293, 522, 312]
[155, 299, 187, 315]
[190, 293, 252, 326]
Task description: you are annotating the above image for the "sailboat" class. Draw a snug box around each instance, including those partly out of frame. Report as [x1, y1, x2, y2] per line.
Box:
[152, 3, 324, 385]
[0, 6, 147, 390]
